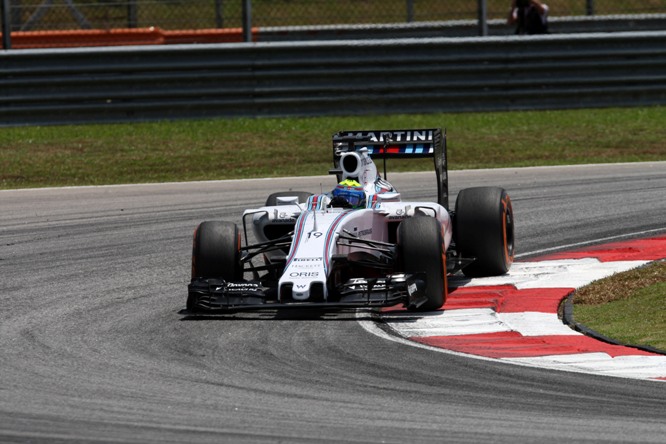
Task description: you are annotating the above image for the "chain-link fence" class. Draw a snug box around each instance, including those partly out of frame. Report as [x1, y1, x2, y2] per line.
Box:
[4, 0, 666, 32]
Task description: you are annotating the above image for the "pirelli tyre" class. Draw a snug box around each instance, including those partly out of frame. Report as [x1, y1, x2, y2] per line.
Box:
[397, 216, 446, 311]
[191, 221, 242, 280]
[455, 186, 515, 277]
[188, 221, 242, 312]
[265, 191, 313, 206]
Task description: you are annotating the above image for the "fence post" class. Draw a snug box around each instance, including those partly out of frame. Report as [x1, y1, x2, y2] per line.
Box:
[586, 0, 595, 15]
[1, 0, 11, 49]
[215, 0, 223, 28]
[127, 0, 137, 28]
[406, 0, 414, 23]
[242, 0, 252, 42]
[478, 0, 488, 36]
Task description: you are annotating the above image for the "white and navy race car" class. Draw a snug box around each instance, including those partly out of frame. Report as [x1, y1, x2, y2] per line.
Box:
[187, 128, 514, 313]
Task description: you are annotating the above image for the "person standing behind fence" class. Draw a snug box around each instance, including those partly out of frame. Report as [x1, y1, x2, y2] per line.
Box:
[508, 0, 549, 35]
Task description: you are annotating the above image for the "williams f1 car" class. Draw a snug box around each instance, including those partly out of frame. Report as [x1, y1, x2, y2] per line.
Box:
[187, 128, 514, 313]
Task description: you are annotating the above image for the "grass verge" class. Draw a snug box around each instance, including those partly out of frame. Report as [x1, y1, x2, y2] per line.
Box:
[1, 106, 666, 189]
[573, 261, 666, 352]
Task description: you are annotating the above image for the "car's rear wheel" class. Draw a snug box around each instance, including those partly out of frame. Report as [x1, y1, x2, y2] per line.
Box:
[455, 186, 514, 277]
[265, 191, 313, 206]
[397, 216, 446, 311]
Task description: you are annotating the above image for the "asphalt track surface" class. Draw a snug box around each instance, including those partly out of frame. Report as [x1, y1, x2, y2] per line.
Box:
[1, 162, 665, 443]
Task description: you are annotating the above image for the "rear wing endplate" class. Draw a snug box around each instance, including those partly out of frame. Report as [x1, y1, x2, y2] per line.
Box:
[331, 128, 449, 210]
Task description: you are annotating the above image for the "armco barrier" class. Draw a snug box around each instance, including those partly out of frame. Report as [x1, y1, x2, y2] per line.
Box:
[1, 31, 666, 126]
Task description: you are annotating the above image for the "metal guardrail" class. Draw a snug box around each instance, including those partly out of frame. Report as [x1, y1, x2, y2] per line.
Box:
[1, 31, 666, 126]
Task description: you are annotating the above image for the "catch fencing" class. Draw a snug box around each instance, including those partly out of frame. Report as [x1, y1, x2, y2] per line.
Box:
[3, 1, 666, 49]
[2, 31, 665, 126]
[3, 0, 665, 31]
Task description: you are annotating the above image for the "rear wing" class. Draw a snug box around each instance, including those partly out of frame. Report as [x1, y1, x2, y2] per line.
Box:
[331, 128, 449, 210]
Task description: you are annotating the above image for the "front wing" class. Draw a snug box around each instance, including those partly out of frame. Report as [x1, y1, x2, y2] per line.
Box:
[187, 273, 428, 313]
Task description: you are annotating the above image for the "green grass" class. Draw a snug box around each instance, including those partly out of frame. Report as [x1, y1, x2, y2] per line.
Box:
[573, 261, 666, 352]
[2, 107, 666, 189]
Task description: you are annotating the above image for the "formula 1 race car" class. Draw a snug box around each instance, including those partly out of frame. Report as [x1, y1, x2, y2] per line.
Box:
[187, 128, 514, 313]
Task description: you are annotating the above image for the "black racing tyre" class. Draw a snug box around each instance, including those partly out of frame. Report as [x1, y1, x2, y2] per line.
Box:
[397, 216, 446, 311]
[265, 191, 313, 206]
[454, 186, 515, 278]
[191, 221, 242, 280]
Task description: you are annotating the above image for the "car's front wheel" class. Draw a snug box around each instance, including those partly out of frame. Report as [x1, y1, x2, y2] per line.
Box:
[397, 216, 447, 311]
[191, 221, 242, 280]
[188, 221, 242, 312]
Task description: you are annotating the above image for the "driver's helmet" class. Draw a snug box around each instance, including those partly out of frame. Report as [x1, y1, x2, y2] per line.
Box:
[331, 179, 366, 208]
